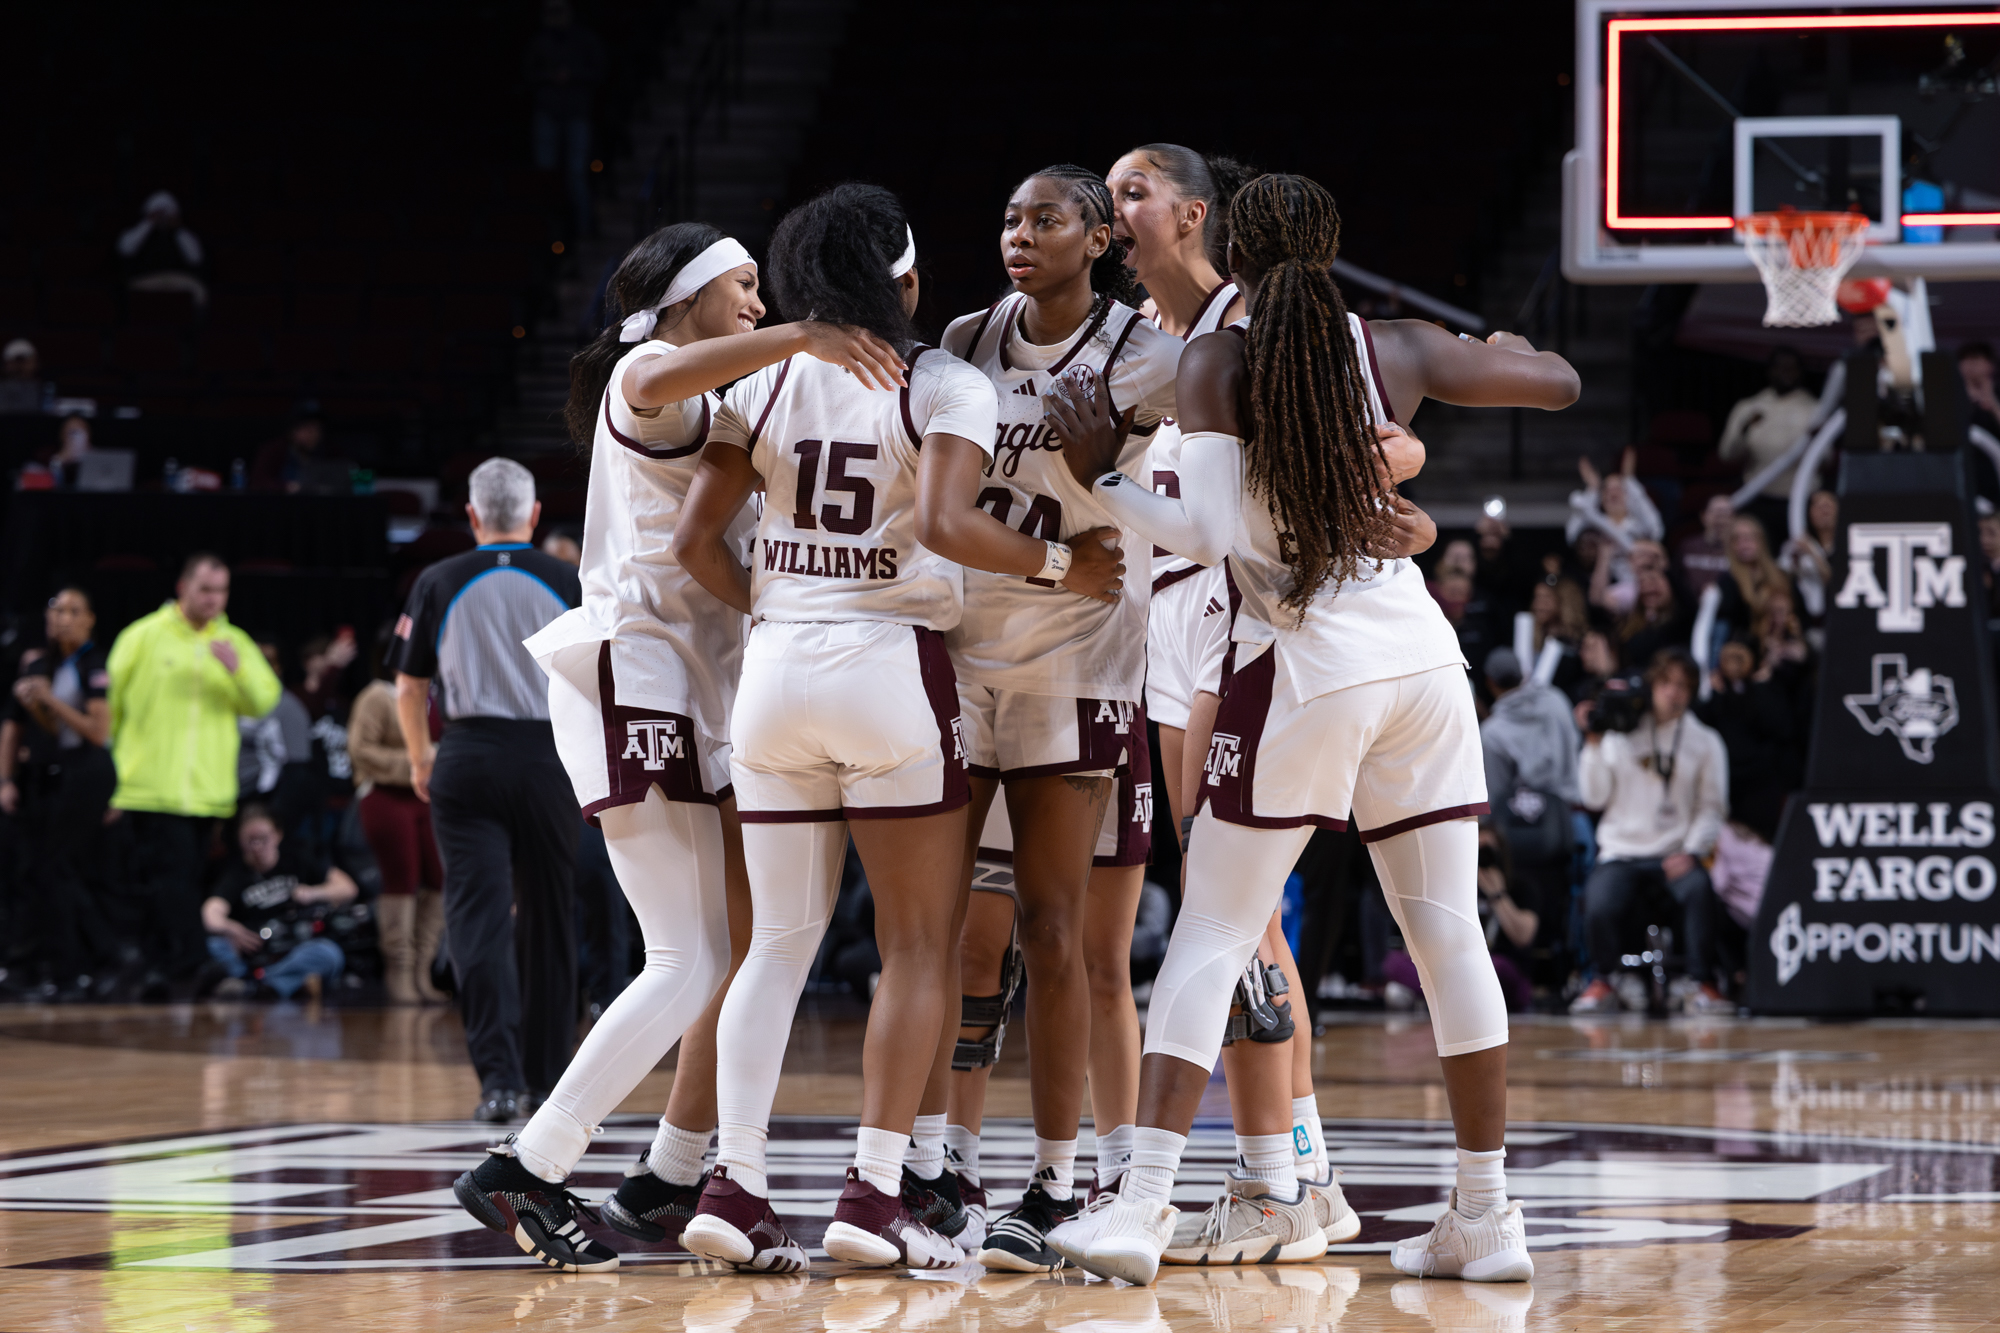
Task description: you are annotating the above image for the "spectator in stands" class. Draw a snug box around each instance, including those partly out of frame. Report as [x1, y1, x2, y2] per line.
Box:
[349, 641, 445, 1005]
[526, 0, 605, 237]
[1979, 501, 2000, 616]
[1383, 823, 1537, 1013]
[251, 402, 342, 493]
[1614, 560, 1689, 671]
[1570, 624, 1621, 707]
[1573, 647, 1731, 1016]
[1516, 575, 1589, 694]
[116, 191, 208, 309]
[541, 531, 581, 565]
[1751, 582, 1814, 701]
[1696, 639, 1801, 844]
[108, 554, 281, 987]
[252, 641, 319, 837]
[202, 805, 355, 1001]
[297, 629, 359, 720]
[1428, 539, 1500, 675]
[1480, 646, 1579, 939]
[1780, 489, 1838, 648]
[1473, 509, 1538, 623]
[0, 339, 42, 414]
[1568, 449, 1663, 585]
[1719, 348, 1816, 542]
[1677, 495, 1736, 599]
[48, 415, 93, 488]
[1591, 537, 1670, 617]
[1961, 341, 1999, 440]
[1717, 515, 1791, 640]
[0, 587, 116, 998]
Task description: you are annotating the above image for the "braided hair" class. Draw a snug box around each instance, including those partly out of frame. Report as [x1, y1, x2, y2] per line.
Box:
[564, 220, 727, 452]
[1129, 144, 1258, 274]
[1230, 173, 1391, 613]
[767, 183, 919, 358]
[1021, 164, 1141, 307]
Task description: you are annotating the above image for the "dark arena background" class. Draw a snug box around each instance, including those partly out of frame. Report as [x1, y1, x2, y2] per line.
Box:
[4, 2, 2000, 1329]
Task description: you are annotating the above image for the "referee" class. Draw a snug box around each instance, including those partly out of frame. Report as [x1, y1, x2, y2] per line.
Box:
[390, 458, 582, 1122]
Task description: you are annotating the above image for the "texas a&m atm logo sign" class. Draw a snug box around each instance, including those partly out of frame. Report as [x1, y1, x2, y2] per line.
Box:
[621, 719, 684, 771]
[1835, 522, 1966, 633]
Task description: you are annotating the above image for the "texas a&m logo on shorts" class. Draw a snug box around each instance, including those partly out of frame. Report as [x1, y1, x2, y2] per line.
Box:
[622, 718, 686, 771]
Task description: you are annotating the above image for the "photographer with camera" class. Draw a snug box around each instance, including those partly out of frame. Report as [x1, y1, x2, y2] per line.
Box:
[1571, 647, 1731, 1016]
[201, 804, 357, 1000]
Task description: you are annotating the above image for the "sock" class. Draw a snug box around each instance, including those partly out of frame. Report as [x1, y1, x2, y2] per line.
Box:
[1291, 1096, 1329, 1182]
[854, 1126, 906, 1196]
[1030, 1136, 1078, 1201]
[943, 1123, 981, 1187]
[715, 1124, 769, 1198]
[908, 1113, 948, 1178]
[1236, 1132, 1299, 1203]
[647, 1120, 710, 1188]
[1121, 1126, 1186, 1205]
[1097, 1123, 1134, 1189]
[1455, 1146, 1507, 1220]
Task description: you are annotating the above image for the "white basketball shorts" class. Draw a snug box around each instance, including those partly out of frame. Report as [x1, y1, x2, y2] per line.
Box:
[1200, 648, 1488, 840]
[1145, 563, 1236, 731]
[730, 619, 970, 822]
[966, 719, 1154, 871]
[958, 681, 1144, 782]
[545, 641, 732, 821]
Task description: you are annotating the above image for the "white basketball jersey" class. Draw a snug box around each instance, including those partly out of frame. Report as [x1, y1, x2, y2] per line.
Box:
[1146, 281, 1240, 588]
[941, 294, 1182, 702]
[526, 338, 753, 747]
[711, 348, 998, 630]
[1229, 312, 1465, 700]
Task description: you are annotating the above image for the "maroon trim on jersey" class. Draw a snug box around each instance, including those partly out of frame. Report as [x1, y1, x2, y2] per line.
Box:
[899, 344, 931, 449]
[1356, 318, 1398, 425]
[1045, 297, 1115, 375]
[841, 627, 971, 820]
[1185, 281, 1233, 334]
[962, 300, 1004, 365]
[1091, 308, 1144, 417]
[602, 390, 707, 461]
[1197, 648, 1348, 831]
[580, 641, 722, 823]
[1214, 563, 1244, 698]
[1151, 563, 1205, 596]
[738, 808, 845, 823]
[745, 357, 794, 449]
[1356, 802, 1490, 844]
[1095, 707, 1153, 867]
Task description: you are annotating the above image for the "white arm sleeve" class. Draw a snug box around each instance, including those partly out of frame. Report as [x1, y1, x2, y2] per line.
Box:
[1090, 429, 1240, 567]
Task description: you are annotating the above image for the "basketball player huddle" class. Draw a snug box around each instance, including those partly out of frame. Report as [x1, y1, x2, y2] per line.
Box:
[451, 144, 1581, 1286]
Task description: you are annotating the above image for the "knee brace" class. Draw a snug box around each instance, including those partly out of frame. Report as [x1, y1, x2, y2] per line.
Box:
[1220, 957, 1295, 1046]
[953, 873, 1024, 1071]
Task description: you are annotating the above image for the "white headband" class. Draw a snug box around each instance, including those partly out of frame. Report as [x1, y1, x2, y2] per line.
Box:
[889, 226, 916, 279]
[618, 238, 757, 343]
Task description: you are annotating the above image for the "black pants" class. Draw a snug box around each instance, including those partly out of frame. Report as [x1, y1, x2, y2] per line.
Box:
[1584, 857, 1720, 987]
[124, 809, 214, 977]
[428, 719, 579, 1097]
[19, 747, 119, 980]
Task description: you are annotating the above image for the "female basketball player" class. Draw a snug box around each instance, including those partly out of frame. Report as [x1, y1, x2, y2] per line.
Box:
[1044, 173, 1579, 1286]
[931, 163, 1180, 1272]
[453, 223, 908, 1272]
[672, 183, 1123, 1272]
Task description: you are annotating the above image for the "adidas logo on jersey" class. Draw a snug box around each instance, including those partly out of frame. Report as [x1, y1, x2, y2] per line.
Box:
[1013, 381, 1038, 396]
[1202, 597, 1226, 617]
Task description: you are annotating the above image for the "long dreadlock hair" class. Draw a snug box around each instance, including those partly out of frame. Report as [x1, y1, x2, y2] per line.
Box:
[1230, 173, 1392, 614]
[1020, 164, 1142, 308]
[564, 220, 728, 452]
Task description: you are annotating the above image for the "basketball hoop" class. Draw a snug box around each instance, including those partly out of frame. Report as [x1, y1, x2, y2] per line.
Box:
[1740, 209, 1872, 328]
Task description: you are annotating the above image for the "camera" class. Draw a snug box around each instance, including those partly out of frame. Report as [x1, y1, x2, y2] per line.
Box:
[1587, 675, 1648, 734]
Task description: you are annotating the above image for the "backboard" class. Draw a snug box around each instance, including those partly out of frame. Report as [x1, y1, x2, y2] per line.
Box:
[1564, 1, 2000, 283]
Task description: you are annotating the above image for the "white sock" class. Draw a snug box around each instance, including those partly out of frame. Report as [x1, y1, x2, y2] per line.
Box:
[1291, 1096, 1329, 1182]
[1097, 1123, 1134, 1189]
[715, 1124, 769, 1198]
[1030, 1136, 1078, 1201]
[908, 1113, 948, 1178]
[854, 1125, 906, 1196]
[647, 1120, 710, 1187]
[1121, 1126, 1186, 1205]
[1455, 1146, 1507, 1220]
[1236, 1132, 1299, 1203]
[943, 1123, 981, 1187]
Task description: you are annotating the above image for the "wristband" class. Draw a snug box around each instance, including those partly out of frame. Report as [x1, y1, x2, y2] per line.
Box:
[1036, 541, 1073, 583]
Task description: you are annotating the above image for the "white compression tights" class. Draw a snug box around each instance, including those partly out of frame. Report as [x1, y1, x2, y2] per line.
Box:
[513, 789, 732, 1181]
[712, 820, 848, 1185]
[1145, 813, 1506, 1073]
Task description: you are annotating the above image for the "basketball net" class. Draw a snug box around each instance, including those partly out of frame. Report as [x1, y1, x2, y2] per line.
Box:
[1740, 209, 1872, 328]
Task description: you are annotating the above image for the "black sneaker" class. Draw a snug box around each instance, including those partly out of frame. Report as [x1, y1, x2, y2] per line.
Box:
[901, 1162, 968, 1239]
[600, 1154, 707, 1246]
[453, 1140, 620, 1272]
[975, 1180, 1078, 1273]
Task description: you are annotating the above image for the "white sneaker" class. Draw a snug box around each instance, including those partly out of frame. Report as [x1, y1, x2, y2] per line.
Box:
[1046, 1191, 1177, 1286]
[1304, 1170, 1361, 1244]
[1161, 1174, 1326, 1266]
[1389, 1193, 1532, 1282]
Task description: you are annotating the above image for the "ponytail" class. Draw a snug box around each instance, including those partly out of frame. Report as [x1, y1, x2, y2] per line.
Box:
[1129, 144, 1259, 274]
[1021, 164, 1141, 308]
[564, 221, 727, 452]
[1229, 173, 1391, 612]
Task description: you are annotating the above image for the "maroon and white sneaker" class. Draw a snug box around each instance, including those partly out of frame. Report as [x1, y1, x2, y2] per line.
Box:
[680, 1166, 808, 1273]
[958, 1175, 990, 1252]
[822, 1168, 963, 1269]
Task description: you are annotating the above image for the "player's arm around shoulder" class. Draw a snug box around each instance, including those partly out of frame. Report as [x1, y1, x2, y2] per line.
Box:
[1369, 318, 1580, 415]
[1171, 329, 1248, 438]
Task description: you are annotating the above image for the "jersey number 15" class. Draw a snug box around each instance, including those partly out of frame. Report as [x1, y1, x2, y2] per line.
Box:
[791, 439, 876, 534]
